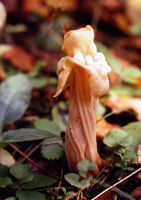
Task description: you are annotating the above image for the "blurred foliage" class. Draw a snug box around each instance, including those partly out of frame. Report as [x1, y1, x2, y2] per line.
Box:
[0, 0, 141, 199]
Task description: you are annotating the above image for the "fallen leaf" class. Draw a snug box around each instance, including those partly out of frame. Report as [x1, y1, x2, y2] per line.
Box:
[22, 0, 50, 17]
[46, 0, 78, 11]
[132, 144, 141, 164]
[0, 65, 5, 81]
[0, 148, 15, 167]
[101, 96, 141, 121]
[126, 0, 141, 23]
[96, 116, 120, 141]
[0, 2, 7, 31]
[2, 46, 34, 72]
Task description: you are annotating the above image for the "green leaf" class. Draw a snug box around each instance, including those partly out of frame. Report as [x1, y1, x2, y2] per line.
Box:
[34, 119, 61, 136]
[16, 190, 45, 200]
[103, 128, 133, 147]
[121, 122, 141, 162]
[130, 23, 141, 36]
[1, 128, 54, 143]
[5, 197, 16, 200]
[108, 86, 140, 97]
[121, 66, 141, 84]
[30, 76, 48, 89]
[52, 102, 68, 132]
[10, 163, 33, 182]
[109, 58, 121, 75]
[0, 176, 13, 188]
[79, 172, 87, 178]
[77, 159, 95, 173]
[64, 173, 90, 189]
[41, 143, 64, 160]
[65, 191, 74, 198]
[22, 174, 57, 189]
[0, 164, 9, 177]
[0, 74, 32, 131]
[97, 103, 106, 116]
[29, 61, 46, 77]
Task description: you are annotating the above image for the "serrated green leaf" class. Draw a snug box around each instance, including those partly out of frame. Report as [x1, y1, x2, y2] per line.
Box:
[22, 174, 57, 189]
[0, 74, 32, 132]
[16, 190, 45, 200]
[1, 128, 54, 143]
[122, 122, 141, 162]
[10, 163, 33, 182]
[41, 143, 64, 160]
[77, 159, 95, 173]
[103, 128, 133, 147]
[5, 197, 16, 200]
[0, 164, 9, 177]
[64, 173, 90, 189]
[34, 119, 61, 136]
[0, 176, 13, 188]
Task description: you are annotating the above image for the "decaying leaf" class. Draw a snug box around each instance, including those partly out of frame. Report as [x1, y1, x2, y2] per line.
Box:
[0, 2, 7, 31]
[2, 46, 34, 72]
[101, 96, 141, 121]
[0, 148, 15, 167]
[46, 0, 78, 11]
[22, 0, 50, 17]
[0, 65, 5, 81]
[133, 144, 141, 164]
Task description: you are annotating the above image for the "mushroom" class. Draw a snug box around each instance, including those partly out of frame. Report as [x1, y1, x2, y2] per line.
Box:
[0, 2, 7, 31]
[54, 25, 111, 175]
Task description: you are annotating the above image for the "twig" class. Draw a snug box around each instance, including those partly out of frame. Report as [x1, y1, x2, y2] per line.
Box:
[20, 142, 42, 163]
[9, 143, 61, 180]
[96, 109, 135, 123]
[9, 143, 46, 172]
[58, 156, 65, 187]
[91, 167, 141, 200]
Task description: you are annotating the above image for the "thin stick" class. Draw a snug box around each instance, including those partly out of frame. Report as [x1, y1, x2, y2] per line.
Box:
[9, 143, 46, 172]
[92, 167, 141, 200]
[9, 143, 61, 180]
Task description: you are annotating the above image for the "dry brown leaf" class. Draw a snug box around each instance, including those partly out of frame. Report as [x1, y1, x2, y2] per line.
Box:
[2, 46, 34, 72]
[0, 2, 7, 31]
[46, 0, 78, 11]
[132, 144, 141, 164]
[96, 116, 120, 141]
[22, 0, 50, 17]
[101, 96, 141, 121]
[0, 65, 5, 81]
[0, 148, 15, 167]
